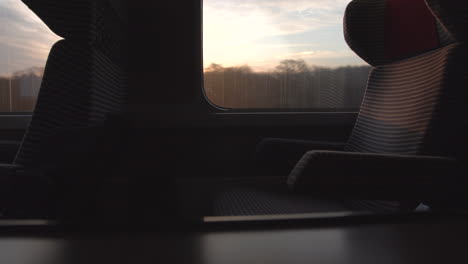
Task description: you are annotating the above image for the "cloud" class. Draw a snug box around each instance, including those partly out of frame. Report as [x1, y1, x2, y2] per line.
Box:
[283, 51, 317, 57]
[205, 0, 349, 34]
[0, 0, 61, 76]
[203, 0, 365, 70]
[281, 50, 355, 59]
[206, 0, 350, 15]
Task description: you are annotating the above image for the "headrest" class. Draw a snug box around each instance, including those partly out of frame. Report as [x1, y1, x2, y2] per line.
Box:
[344, 0, 453, 66]
[426, 0, 468, 42]
[22, 0, 127, 63]
[21, 0, 126, 41]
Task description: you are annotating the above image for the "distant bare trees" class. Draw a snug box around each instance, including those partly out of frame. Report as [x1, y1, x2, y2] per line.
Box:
[204, 60, 371, 109]
[275, 59, 309, 74]
[0, 67, 43, 112]
[0, 61, 371, 113]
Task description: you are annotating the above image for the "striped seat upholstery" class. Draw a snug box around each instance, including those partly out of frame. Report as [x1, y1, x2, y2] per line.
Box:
[212, 0, 467, 216]
[14, 0, 127, 168]
[344, 0, 468, 159]
[340, 0, 468, 211]
[345, 45, 460, 155]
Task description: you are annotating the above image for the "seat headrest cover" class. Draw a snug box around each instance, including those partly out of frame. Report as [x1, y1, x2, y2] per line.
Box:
[425, 0, 468, 42]
[21, 0, 126, 40]
[344, 0, 449, 66]
[385, 0, 439, 61]
[21, 0, 95, 40]
[21, 0, 127, 64]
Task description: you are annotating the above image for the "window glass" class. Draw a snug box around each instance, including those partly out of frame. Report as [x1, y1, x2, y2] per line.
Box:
[203, 0, 371, 110]
[0, 0, 60, 113]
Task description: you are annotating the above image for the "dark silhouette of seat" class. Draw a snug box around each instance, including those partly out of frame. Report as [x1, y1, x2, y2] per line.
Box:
[287, 0, 468, 209]
[0, 0, 128, 218]
[215, 0, 468, 215]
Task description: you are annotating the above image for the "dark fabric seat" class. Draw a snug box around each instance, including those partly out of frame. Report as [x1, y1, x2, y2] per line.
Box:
[0, 0, 128, 218]
[213, 0, 468, 216]
[214, 187, 350, 216]
[288, 0, 468, 210]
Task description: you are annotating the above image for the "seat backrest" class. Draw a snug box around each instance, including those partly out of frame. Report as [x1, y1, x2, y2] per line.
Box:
[344, 0, 468, 159]
[14, 0, 127, 168]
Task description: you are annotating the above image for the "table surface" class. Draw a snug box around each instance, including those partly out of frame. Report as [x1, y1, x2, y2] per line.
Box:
[0, 215, 466, 264]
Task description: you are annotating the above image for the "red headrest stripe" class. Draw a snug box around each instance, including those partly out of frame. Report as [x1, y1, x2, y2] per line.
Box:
[385, 0, 439, 60]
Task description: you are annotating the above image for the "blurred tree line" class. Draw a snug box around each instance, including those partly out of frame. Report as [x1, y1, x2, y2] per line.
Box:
[0, 67, 43, 112]
[204, 59, 371, 109]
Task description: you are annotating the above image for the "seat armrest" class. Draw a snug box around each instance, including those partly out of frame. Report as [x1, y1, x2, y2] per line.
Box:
[288, 151, 463, 200]
[254, 138, 346, 176]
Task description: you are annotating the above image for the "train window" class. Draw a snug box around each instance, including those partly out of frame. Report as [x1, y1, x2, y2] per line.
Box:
[0, 0, 60, 113]
[203, 0, 370, 110]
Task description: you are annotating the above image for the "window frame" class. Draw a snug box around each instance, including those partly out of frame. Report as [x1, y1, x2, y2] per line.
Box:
[200, 0, 367, 114]
[0, 114, 32, 130]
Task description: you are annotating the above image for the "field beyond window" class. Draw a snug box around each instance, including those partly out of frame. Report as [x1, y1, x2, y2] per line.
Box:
[203, 0, 370, 109]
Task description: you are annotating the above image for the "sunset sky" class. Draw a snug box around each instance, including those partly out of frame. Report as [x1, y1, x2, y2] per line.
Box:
[204, 0, 367, 71]
[0, 0, 60, 76]
[0, 0, 367, 76]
